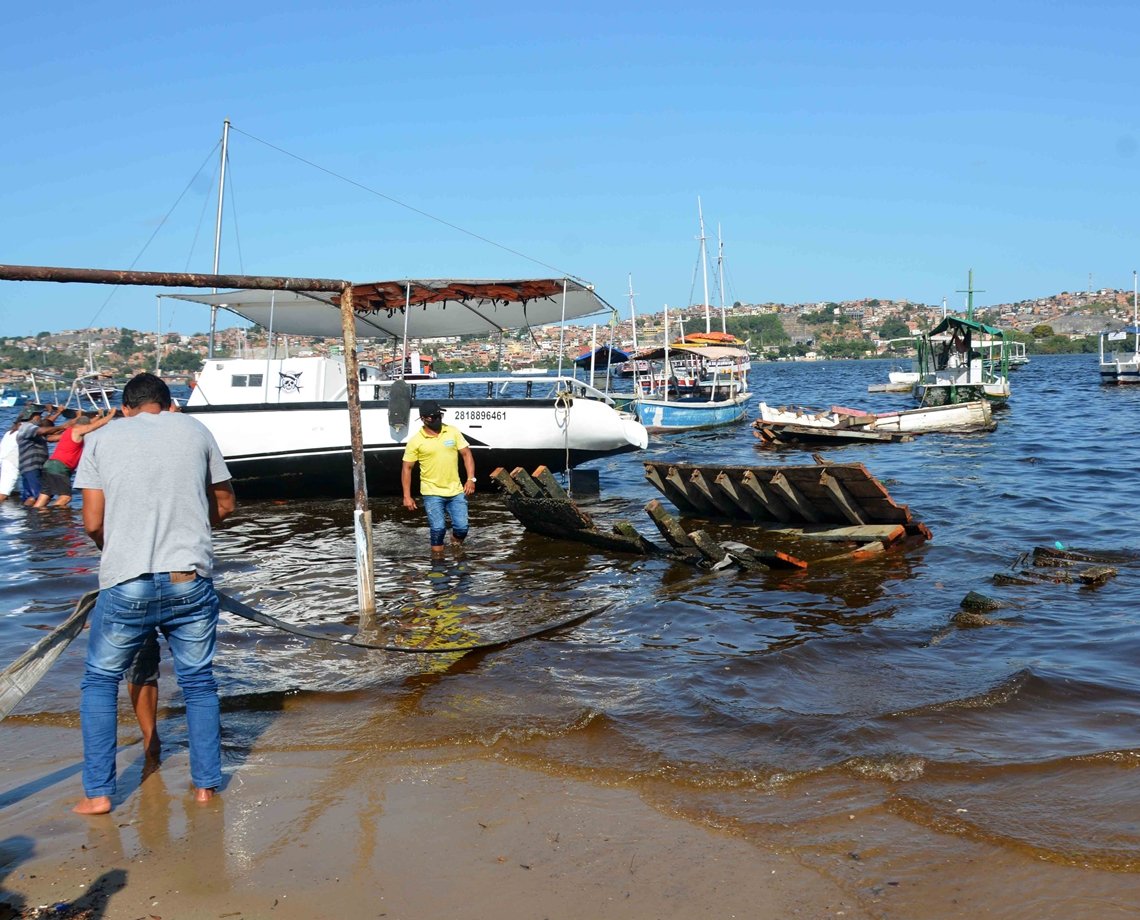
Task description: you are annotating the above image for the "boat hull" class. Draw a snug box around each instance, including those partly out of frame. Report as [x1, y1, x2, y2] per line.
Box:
[1099, 357, 1140, 384]
[635, 393, 750, 432]
[183, 398, 647, 499]
[757, 400, 993, 434]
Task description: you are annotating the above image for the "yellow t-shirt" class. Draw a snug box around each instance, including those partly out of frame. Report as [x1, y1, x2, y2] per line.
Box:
[402, 424, 469, 497]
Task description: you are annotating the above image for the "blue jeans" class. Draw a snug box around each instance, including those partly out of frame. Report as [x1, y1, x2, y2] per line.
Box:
[422, 493, 469, 547]
[80, 573, 221, 797]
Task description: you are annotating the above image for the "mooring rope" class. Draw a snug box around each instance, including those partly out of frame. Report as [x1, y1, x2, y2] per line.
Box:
[0, 590, 600, 721]
[216, 591, 599, 654]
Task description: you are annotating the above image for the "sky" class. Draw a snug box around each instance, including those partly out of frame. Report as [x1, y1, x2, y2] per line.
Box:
[1, 0, 1138, 336]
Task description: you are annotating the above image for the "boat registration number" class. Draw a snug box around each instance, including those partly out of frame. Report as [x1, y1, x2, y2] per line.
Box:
[452, 409, 507, 421]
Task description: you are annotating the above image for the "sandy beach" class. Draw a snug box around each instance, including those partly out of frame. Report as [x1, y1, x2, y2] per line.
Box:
[2, 718, 869, 920]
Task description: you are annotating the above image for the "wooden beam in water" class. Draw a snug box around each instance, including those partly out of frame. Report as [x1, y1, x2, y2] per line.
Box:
[769, 472, 822, 523]
[645, 499, 698, 550]
[644, 463, 693, 512]
[688, 468, 741, 518]
[490, 467, 521, 494]
[819, 471, 868, 526]
[713, 471, 770, 520]
[739, 471, 796, 523]
[612, 521, 662, 555]
[532, 466, 568, 500]
[664, 466, 718, 516]
[688, 530, 770, 571]
[509, 467, 544, 497]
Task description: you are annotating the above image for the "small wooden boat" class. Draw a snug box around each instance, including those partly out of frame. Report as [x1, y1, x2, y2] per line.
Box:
[756, 399, 994, 438]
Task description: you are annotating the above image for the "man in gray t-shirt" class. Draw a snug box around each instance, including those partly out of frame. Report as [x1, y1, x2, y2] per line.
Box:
[72, 373, 236, 816]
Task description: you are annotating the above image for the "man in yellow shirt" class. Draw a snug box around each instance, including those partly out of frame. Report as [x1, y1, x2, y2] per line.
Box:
[401, 400, 476, 557]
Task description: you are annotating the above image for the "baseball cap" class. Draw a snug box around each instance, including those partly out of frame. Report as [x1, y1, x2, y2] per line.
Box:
[418, 400, 444, 417]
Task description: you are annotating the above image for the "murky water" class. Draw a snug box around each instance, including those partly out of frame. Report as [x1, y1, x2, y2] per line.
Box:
[3, 353, 1139, 915]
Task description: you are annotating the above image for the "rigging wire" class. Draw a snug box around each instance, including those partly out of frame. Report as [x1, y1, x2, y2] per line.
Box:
[185, 163, 218, 271]
[224, 153, 246, 276]
[84, 140, 222, 330]
[228, 123, 584, 283]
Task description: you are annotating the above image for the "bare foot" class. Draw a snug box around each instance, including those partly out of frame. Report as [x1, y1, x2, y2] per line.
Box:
[143, 734, 161, 761]
[73, 796, 112, 815]
[193, 787, 217, 804]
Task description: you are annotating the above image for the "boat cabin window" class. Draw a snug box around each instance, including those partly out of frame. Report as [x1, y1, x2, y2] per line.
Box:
[230, 374, 264, 388]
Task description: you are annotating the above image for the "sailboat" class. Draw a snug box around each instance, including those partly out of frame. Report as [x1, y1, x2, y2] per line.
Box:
[629, 200, 751, 432]
[1098, 271, 1140, 384]
[163, 121, 647, 498]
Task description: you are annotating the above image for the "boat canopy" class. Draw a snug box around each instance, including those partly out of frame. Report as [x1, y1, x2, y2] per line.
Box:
[574, 346, 630, 368]
[928, 316, 1005, 338]
[634, 343, 749, 361]
[165, 278, 615, 339]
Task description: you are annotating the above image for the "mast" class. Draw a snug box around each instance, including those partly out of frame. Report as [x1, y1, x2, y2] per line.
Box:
[207, 118, 231, 359]
[628, 274, 640, 392]
[1134, 270, 1138, 356]
[717, 224, 727, 333]
[698, 197, 711, 334]
[957, 268, 984, 322]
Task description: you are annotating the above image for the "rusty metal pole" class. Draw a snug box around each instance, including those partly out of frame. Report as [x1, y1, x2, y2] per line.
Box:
[338, 283, 377, 619]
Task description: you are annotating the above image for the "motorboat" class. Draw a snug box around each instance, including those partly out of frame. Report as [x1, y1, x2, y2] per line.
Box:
[1099, 271, 1140, 384]
[913, 316, 1010, 406]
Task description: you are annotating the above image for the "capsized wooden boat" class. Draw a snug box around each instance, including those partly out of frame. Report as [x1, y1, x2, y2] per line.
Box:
[757, 399, 994, 434]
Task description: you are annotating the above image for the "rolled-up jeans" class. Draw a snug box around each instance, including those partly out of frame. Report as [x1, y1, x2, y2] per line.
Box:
[421, 492, 469, 547]
[80, 572, 221, 797]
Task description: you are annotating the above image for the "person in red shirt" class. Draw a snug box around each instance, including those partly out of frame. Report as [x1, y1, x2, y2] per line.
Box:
[34, 409, 116, 508]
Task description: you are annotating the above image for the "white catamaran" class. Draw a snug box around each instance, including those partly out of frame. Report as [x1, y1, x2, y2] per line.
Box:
[167, 279, 648, 498]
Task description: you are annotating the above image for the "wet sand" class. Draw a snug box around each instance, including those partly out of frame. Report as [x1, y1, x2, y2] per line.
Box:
[2, 721, 869, 920]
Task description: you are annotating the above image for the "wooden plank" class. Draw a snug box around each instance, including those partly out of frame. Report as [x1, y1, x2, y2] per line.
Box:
[666, 466, 720, 516]
[689, 530, 769, 571]
[532, 466, 568, 500]
[819, 471, 868, 526]
[813, 463, 913, 524]
[739, 471, 796, 523]
[816, 540, 887, 563]
[644, 460, 924, 530]
[689, 468, 742, 518]
[720, 541, 806, 569]
[645, 499, 697, 549]
[758, 423, 911, 444]
[489, 467, 520, 494]
[509, 467, 544, 497]
[762, 523, 907, 544]
[612, 521, 663, 555]
[768, 471, 822, 523]
[644, 462, 696, 512]
[504, 494, 648, 554]
[1077, 566, 1117, 586]
[713, 471, 773, 521]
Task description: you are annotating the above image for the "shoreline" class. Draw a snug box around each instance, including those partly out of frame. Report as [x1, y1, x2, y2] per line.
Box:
[2, 721, 869, 920]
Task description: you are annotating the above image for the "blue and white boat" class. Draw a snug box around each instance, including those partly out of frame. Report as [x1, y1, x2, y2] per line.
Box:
[631, 341, 750, 432]
[627, 200, 751, 433]
[0, 387, 25, 408]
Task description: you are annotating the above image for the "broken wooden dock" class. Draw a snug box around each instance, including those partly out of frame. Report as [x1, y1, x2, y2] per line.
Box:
[491, 458, 930, 572]
[643, 458, 930, 537]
